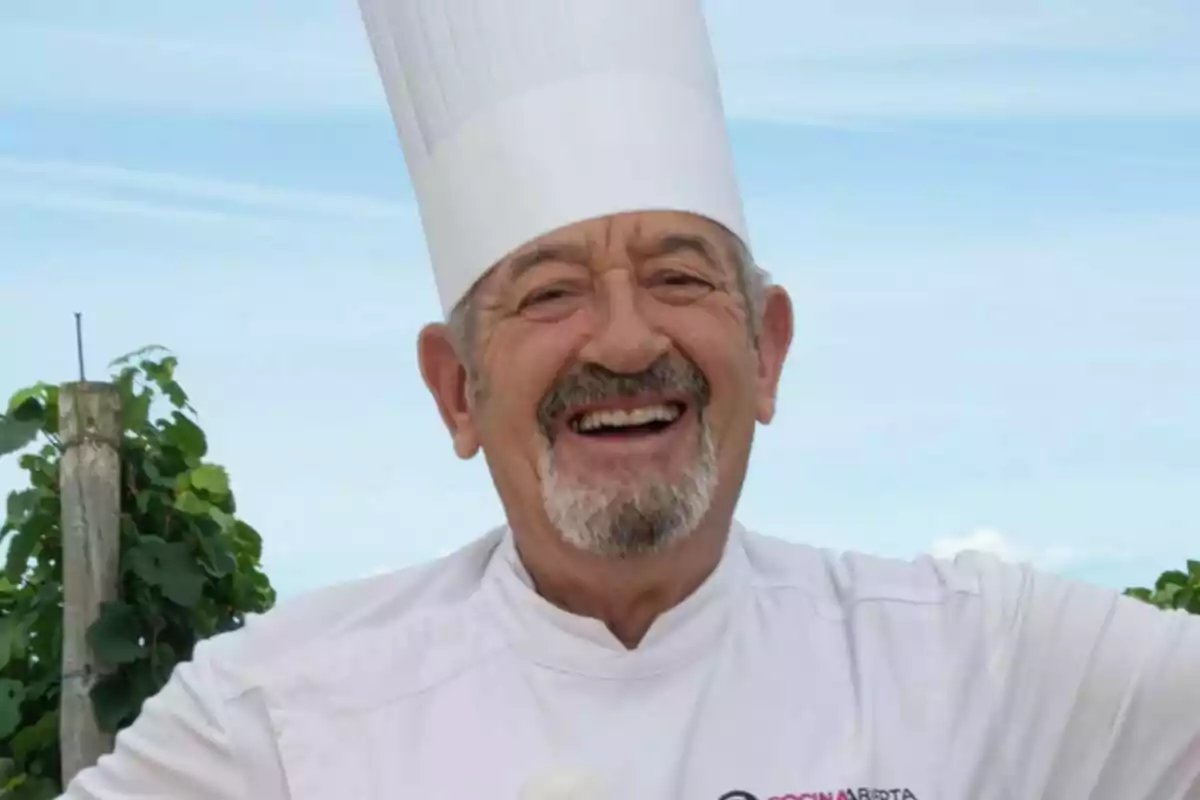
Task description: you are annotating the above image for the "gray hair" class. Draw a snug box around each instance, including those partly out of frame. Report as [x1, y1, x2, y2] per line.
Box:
[447, 234, 770, 367]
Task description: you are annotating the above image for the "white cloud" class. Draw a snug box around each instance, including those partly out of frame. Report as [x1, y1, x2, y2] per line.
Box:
[0, 157, 410, 230]
[719, 64, 1200, 123]
[704, 0, 1198, 62]
[0, 22, 378, 115]
[930, 529, 1025, 563]
[928, 528, 1131, 572]
[0, 157, 407, 218]
[1, 2, 1197, 120]
[0, 186, 262, 226]
[707, 0, 1200, 121]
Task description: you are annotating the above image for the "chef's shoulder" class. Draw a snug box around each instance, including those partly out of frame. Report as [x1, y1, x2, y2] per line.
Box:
[744, 531, 1200, 797]
[57, 531, 508, 799]
[203, 527, 508, 694]
[742, 529, 1200, 726]
[741, 526, 1148, 634]
[741, 528, 986, 612]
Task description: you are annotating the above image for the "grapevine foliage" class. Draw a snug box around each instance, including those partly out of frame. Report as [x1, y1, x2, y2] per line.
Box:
[0, 347, 275, 798]
[1125, 561, 1200, 615]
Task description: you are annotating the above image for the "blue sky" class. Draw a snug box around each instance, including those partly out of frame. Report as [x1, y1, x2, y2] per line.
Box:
[1, 0, 1197, 599]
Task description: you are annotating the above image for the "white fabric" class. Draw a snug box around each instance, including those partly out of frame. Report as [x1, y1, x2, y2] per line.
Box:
[60, 525, 1200, 799]
[356, 0, 748, 315]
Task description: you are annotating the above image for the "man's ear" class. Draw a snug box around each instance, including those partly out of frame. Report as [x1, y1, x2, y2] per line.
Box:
[417, 323, 480, 459]
[754, 285, 794, 425]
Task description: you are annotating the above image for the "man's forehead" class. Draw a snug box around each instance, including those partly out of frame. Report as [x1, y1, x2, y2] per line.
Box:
[467, 210, 737, 304]
[506, 212, 730, 273]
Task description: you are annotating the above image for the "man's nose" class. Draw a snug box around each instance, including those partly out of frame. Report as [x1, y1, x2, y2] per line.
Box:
[576, 272, 670, 374]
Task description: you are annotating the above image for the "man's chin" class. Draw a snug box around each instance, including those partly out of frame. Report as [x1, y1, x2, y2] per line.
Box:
[541, 485, 708, 557]
[537, 423, 719, 558]
[556, 515, 694, 559]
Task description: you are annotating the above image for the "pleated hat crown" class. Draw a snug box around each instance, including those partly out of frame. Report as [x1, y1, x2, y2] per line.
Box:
[357, 0, 748, 315]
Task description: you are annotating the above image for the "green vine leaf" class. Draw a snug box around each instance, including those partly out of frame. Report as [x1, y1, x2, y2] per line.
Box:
[161, 381, 189, 409]
[206, 505, 234, 532]
[6, 774, 62, 800]
[5, 488, 38, 529]
[124, 537, 206, 608]
[187, 464, 230, 497]
[142, 459, 173, 488]
[3, 775, 59, 800]
[86, 601, 146, 665]
[173, 491, 209, 516]
[108, 344, 170, 368]
[0, 415, 41, 457]
[0, 678, 27, 739]
[4, 524, 41, 583]
[196, 532, 238, 578]
[7, 386, 45, 414]
[120, 390, 152, 433]
[233, 521, 264, 561]
[7, 394, 56, 439]
[141, 356, 190, 410]
[89, 672, 139, 734]
[0, 622, 14, 672]
[8, 710, 57, 764]
[163, 412, 207, 461]
[0, 615, 31, 671]
[6, 392, 48, 421]
[1156, 570, 1189, 591]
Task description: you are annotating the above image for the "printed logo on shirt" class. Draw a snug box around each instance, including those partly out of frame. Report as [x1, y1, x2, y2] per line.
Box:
[718, 788, 921, 800]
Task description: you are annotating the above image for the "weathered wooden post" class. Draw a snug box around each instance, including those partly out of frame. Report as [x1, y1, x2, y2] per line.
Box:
[58, 381, 122, 786]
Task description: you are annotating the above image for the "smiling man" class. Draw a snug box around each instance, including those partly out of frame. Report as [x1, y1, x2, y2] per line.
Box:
[421, 209, 789, 649]
[57, 1, 1200, 799]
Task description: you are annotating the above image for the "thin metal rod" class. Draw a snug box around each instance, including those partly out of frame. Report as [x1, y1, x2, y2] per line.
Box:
[74, 312, 86, 382]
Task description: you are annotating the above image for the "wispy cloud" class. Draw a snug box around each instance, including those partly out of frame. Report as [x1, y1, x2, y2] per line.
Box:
[2, 2, 1197, 120]
[0, 157, 409, 227]
[928, 528, 1131, 572]
[705, 0, 1199, 61]
[718, 62, 1200, 123]
[709, 0, 1200, 121]
[0, 21, 377, 115]
[0, 186, 259, 226]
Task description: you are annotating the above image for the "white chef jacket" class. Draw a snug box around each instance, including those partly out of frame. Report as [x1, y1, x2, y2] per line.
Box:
[61, 524, 1200, 799]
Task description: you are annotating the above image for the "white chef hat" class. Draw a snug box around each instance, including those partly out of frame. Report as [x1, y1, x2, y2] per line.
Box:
[357, 0, 749, 316]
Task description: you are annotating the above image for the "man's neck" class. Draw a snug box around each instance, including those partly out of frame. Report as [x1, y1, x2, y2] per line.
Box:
[512, 519, 731, 649]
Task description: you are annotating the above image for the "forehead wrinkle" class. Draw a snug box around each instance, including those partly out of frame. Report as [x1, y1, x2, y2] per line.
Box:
[630, 232, 723, 271]
[504, 240, 593, 286]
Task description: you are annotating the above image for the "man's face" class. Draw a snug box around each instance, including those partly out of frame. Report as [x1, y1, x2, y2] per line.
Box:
[420, 210, 792, 557]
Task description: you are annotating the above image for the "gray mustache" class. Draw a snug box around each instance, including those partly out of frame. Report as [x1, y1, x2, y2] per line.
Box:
[537, 356, 711, 439]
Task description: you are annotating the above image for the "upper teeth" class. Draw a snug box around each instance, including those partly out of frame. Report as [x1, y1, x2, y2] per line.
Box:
[574, 404, 681, 432]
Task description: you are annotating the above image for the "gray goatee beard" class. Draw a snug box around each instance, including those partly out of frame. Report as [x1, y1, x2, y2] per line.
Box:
[536, 419, 718, 558]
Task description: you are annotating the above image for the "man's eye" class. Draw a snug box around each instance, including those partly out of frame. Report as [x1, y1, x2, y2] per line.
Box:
[520, 287, 572, 309]
[652, 272, 711, 289]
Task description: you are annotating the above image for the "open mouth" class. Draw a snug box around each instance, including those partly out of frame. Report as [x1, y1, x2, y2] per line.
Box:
[567, 402, 686, 438]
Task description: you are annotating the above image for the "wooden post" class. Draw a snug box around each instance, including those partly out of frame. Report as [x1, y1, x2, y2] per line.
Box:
[58, 381, 122, 786]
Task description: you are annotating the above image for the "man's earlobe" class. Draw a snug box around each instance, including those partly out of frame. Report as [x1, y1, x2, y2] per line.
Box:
[755, 286, 794, 425]
[452, 427, 479, 459]
[417, 324, 480, 459]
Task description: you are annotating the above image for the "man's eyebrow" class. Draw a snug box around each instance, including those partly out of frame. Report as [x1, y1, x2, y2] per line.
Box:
[633, 234, 722, 269]
[503, 233, 724, 285]
[505, 241, 592, 283]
